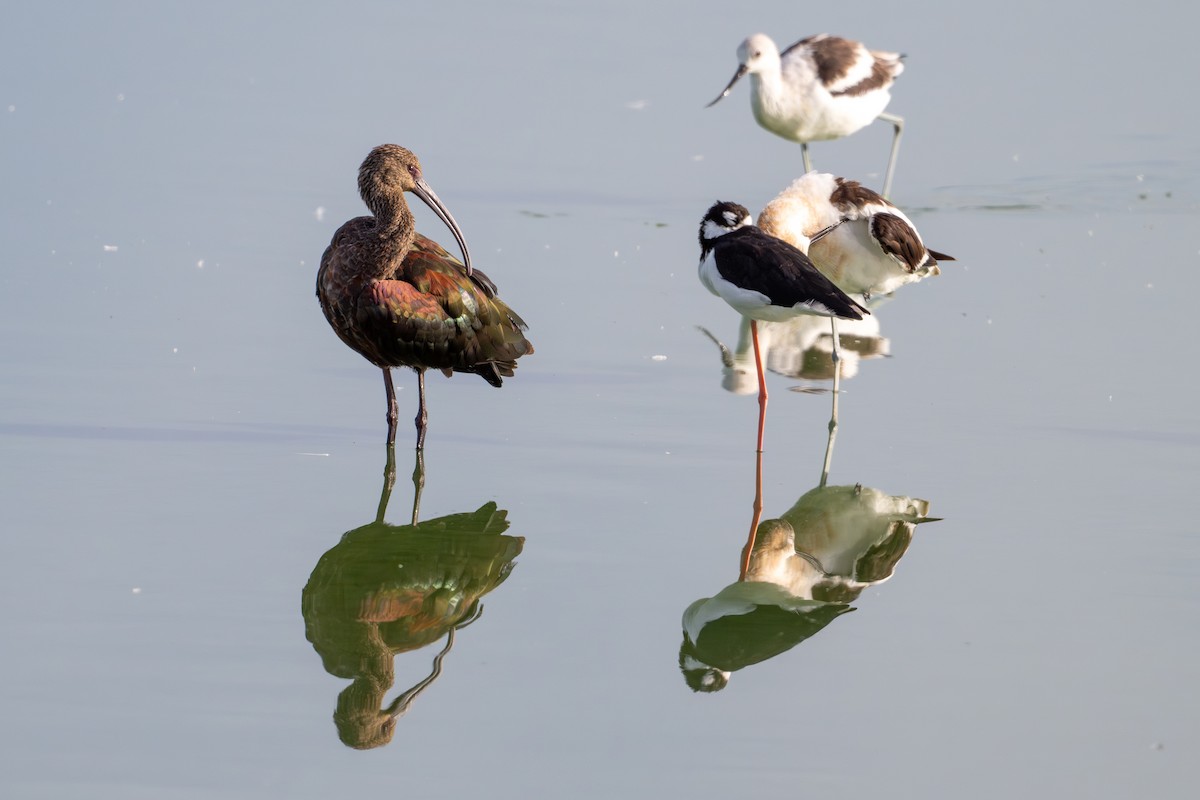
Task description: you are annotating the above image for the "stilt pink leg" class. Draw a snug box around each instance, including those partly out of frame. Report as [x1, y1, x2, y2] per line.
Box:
[750, 320, 768, 454]
[739, 447, 764, 582]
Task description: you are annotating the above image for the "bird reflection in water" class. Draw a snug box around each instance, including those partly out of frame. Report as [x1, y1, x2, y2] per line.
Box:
[680, 455, 937, 692]
[699, 312, 888, 397]
[699, 312, 889, 487]
[302, 446, 523, 748]
[685, 302, 938, 691]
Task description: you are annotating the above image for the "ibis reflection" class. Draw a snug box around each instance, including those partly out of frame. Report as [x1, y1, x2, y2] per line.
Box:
[302, 447, 523, 748]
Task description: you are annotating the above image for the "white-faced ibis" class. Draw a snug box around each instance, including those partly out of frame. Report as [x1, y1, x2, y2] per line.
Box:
[707, 33, 906, 197]
[697, 201, 868, 452]
[317, 144, 533, 448]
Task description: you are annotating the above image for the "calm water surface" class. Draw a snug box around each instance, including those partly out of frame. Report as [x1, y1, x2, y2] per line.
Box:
[2, 1, 1198, 797]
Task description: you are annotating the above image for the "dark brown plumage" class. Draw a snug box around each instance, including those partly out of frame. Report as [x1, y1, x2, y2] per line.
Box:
[317, 144, 533, 448]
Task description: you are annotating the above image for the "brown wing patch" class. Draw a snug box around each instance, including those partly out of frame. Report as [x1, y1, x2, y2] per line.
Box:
[831, 58, 894, 97]
[831, 177, 889, 213]
[870, 213, 925, 271]
[806, 35, 860, 86]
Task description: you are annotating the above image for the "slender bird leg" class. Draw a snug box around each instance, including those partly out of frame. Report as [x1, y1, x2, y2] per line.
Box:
[820, 318, 841, 487]
[411, 446, 425, 526]
[739, 446, 765, 581]
[877, 111, 904, 199]
[375, 442, 397, 523]
[382, 368, 399, 445]
[750, 320, 768, 454]
[801, 142, 813, 174]
[414, 369, 429, 451]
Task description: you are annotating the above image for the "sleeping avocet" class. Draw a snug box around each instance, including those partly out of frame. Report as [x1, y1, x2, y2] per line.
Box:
[757, 171, 954, 303]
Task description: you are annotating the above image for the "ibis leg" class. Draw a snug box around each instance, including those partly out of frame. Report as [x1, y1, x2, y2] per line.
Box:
[382, 368, 398, 445]
[414, 369, 429, 451]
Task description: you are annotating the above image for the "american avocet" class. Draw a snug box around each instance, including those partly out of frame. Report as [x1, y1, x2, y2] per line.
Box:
[697, 201, 868, 452]
[707, 33, 906, 197]
[757, 171, 954, 303]
[757, 171, 953, 480]
[317, 144, 533, 449]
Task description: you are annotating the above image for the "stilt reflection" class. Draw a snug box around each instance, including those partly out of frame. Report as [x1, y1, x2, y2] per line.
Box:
[302, 445, 523, 747]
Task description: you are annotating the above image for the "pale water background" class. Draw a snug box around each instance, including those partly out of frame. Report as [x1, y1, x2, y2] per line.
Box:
[2, 0, 1198, 797]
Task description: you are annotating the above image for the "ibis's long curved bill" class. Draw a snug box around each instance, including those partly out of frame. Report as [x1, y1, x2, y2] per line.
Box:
[706, 63, 749, 107]
[412, 178, 473, 276]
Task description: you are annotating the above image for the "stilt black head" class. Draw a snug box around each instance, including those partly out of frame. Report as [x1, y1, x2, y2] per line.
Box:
[699, 201, 753, 253]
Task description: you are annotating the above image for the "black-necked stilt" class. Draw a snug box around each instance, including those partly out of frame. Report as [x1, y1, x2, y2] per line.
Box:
[317, 144, 534, 449]
[697, 201, 868, 452]
[707, 33, 906, 197]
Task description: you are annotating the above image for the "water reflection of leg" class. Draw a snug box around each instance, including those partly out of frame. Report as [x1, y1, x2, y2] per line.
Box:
[375, 443, 398, 523]
[410, 447, 426, 525]
[739, 447, 765, 581]
[820, 318, 840, 488]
